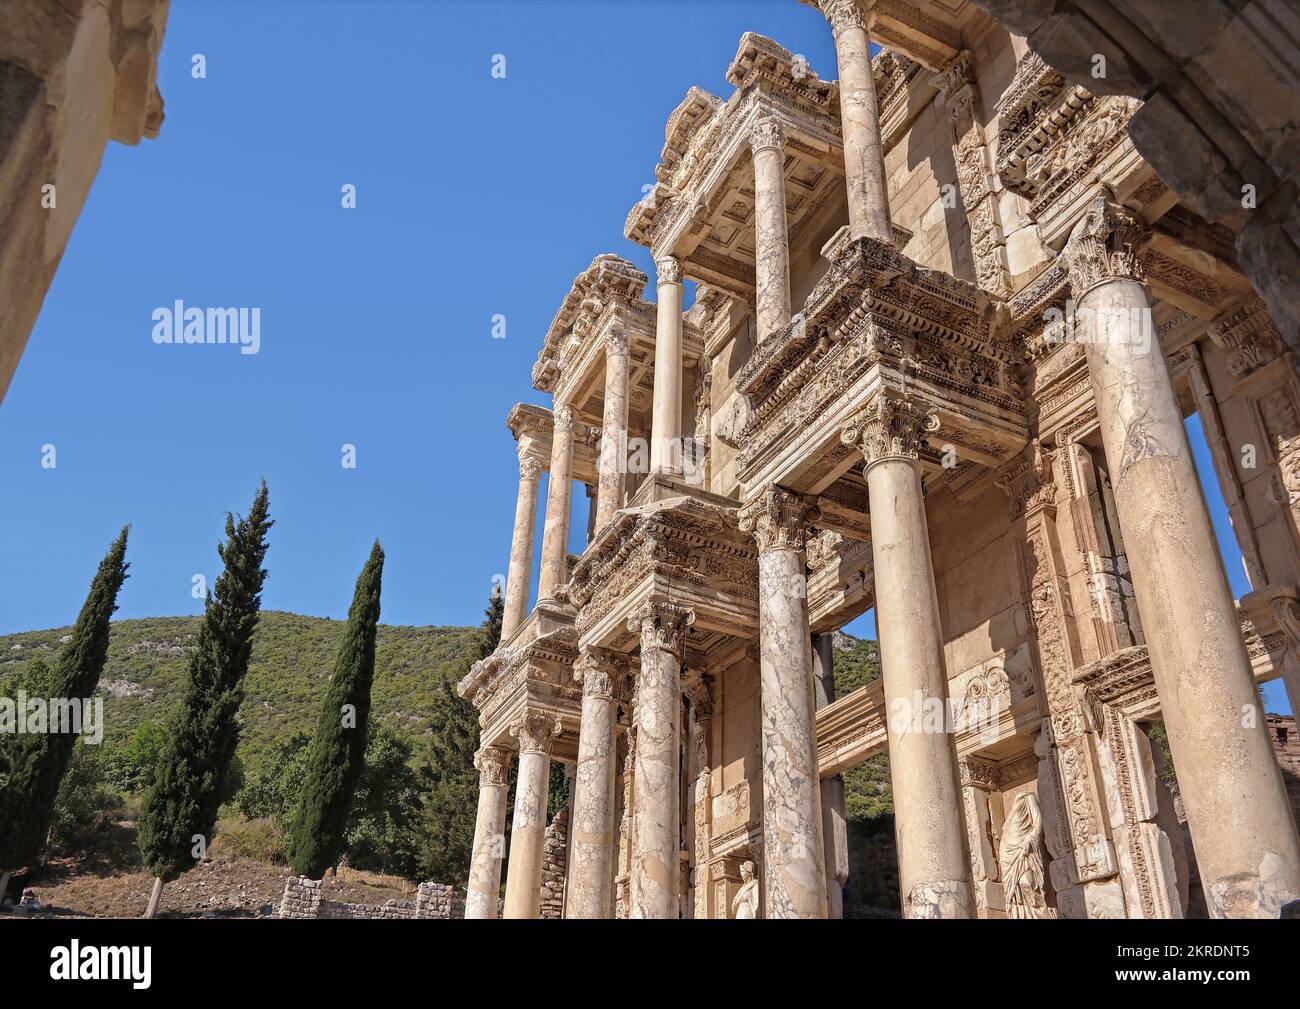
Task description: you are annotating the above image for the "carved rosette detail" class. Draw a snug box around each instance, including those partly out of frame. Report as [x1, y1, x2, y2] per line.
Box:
[655, 256, 683, 287]
[841, 396, 939, 465]
[510, 710, 562, 754]
[474, 745, 511, 786]
[627, 601, 695, 658]
[748, 116, 785, 155]
[738, 484, 820, 553]
[1062, 196, 1148, 297]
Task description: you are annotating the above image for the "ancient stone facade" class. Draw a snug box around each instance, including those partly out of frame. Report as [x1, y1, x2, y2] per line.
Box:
[462, 0, 1300, 919]
[276, 877, 465, 920]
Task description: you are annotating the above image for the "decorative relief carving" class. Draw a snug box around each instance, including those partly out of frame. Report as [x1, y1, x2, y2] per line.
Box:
[841, 395, 939, 464]
[738, 484, 820, 553]
[1062, 196, 1148, 297]
[1209, 298, 1286, 378]
[474, 745, 511, 786]
[656, 256, 683, 286]
[996, 440, 1057, 519]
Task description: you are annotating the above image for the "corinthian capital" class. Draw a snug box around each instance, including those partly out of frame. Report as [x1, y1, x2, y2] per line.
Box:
[749, 116, 786, 155]
[552, 403, 574, 435]
[1062, 196, 1148, 297]
[820, 0, 869, 35]
[605, 324, 629, 358]
[574, 647, 628, 700]
[474, 745, 512, 786]
[841, 395, 939, 465]
[738, 484, 820, 553]
[627, 600, 695, 658]
[656, 256, 683, 286]
[510, 710, 562, 754]
[518, 447, 542, 482]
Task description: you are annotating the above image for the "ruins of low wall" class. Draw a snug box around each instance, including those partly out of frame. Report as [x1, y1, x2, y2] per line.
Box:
[276, 876, 464, 920]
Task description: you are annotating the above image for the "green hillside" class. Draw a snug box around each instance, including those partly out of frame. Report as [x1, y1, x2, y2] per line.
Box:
[0, 612, 481, 774]
[831, 634, 893, 827]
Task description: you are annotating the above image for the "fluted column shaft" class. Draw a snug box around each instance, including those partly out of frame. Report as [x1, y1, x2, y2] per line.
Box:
[595, 331, 630, 534]
[566, 651, 623, 918]
[650, 257, 683, 477]
[628, 602, 694, 918]
[843, 398, 974, 918]
[502, 712, 558, 919]
[740, 486, 827, 918]
[465, 745, 512, 918]
[750, 118, 792, 343]
[537, 404, 573, 600]
[812, 632, 848, 919]
[823, 0, 892, 242]
[1064, 197, 1300, 918]
[502, 454, 542, 639]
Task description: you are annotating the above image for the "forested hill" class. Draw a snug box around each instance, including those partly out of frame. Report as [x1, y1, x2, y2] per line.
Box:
[0, 613, 481, 773]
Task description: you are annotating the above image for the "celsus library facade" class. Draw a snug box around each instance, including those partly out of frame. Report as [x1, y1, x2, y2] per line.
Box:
[458, 0, 1300, 920]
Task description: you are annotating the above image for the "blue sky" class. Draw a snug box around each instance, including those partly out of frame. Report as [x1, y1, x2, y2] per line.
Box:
[0, 1, 1287, 713]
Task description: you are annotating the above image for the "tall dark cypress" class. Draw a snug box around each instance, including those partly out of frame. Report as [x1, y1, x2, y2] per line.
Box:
[137, 482, 271, 915]
[0, 529, 129, 900]
[287, 541, 384, 878]
[479, 581, 503, 658]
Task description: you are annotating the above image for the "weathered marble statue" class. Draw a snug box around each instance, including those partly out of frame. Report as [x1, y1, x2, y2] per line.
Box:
[998, 793, 1056, 920]
[731, 861, 760, 919]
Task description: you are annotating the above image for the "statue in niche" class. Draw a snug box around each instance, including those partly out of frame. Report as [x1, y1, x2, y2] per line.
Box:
[731, 861, 760, 919]
[998, 792, 1057, 919]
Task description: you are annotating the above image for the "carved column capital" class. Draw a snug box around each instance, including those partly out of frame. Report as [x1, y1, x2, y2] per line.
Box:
[552, 403, 574, 435]
[820, 0, 870, 35]
[510, 710, 562, 754]
[840, 395, 939, 466]
[1208, 297, 1285, 379]
[1062, 196, 1148, 298]
[738, 484, 820, 553]
[518, 447, 542, 482]
[474, 744, 512, 786]
[655, 256, 683, 287]
[575, 647, 630, 701]
[605, 324, 629, 359]
[931, 49, 975, 96]
[749, 116, 786, 155]
[627, 600, 695, 658]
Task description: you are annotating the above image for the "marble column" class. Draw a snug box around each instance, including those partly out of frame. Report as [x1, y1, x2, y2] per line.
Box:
[566, 649, 623, 918]
[465, 745, 512, 919]
[842, 397, 975, 918]
[627, 600, 695, 918]
[749, 117, 792, 343]
[537, 403, 573, 600]
[739, 486, 828, 918]
[821, 0, 892, 242]
[595, 328, 630, 534]
[1063, 196, 1300, 918]
[502, 711, 560, 919]
[650, 256, 683, 477]
[812, 632, 849, 918]
[502, 452, 542, 640]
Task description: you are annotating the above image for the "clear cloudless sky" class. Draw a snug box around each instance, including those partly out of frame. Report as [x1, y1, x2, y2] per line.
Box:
[0, 0, 1287, 713]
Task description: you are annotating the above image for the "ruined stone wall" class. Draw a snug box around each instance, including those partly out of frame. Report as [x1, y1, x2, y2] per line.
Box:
[276, 877, 465, 920]
[539, 806, 569, 919]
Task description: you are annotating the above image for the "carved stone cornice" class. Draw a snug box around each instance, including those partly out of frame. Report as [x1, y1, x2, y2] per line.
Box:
[1209, 297, 1286, 379]
[738, 484, 820, 553]
[510, 710, 563, 754]
[628, 601, 696, 658]
[748, 116, 785, 154]
[1062, 196, 1148, 298]
[474, 745, 511, 786]
[840, 395, 938, 466]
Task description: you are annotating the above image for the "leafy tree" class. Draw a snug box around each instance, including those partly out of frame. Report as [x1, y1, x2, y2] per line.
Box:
[235, 730, 310, 822]
[0, 528, 129, 902]
[286, 541, 384, 878]
[105, 722, 169, 794]
[344, 726, 422, 876]
[137, 482, 272, 916]
[413, 584, 502, 885]
[49, 743, 122, 854]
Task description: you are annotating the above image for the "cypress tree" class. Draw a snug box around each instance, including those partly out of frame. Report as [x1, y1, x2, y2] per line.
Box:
[286, 541, 384, 879]
[137, 482, 271, 916]
[414, 583, 500, 884]
[0, 529, 128, 902]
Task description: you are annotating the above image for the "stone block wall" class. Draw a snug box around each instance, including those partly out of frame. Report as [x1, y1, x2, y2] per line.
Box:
[539, 806, 569, 919]
[276, 877, 465, 920]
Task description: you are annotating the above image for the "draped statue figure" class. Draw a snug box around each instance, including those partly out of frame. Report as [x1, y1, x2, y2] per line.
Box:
[998, 792, 1057, 919]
